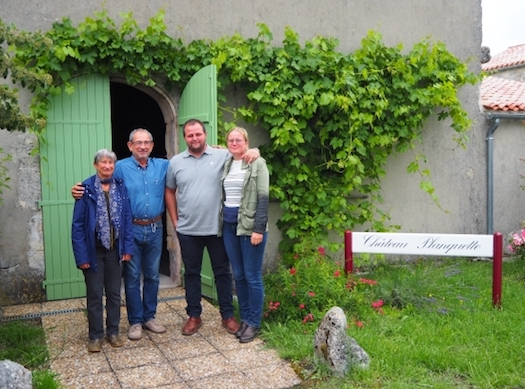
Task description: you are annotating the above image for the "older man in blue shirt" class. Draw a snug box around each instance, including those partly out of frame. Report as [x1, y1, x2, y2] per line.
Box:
[117, 128, 169, 340]
[73, 128, 168, 340]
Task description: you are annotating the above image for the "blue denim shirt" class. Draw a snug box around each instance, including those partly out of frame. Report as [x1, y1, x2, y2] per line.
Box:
[115, 157, 169, 219]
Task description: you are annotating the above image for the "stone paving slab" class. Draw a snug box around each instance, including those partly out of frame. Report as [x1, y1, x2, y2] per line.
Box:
[3, 287, 302, 389]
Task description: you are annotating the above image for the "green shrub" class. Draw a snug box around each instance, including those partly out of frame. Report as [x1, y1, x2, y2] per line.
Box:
[263, 246, 380, 327]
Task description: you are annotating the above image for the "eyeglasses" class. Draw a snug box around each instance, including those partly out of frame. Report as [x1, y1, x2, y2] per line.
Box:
[227, 139, 245, 144]
[132, 141, 152, 146]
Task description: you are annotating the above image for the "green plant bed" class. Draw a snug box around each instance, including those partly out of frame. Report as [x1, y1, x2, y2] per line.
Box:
[0, 319, 61, 389]
[262, 254, 525, 388]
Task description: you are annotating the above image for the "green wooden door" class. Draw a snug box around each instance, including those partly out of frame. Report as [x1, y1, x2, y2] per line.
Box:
[40, 74, 111, 300]
[178, 64, 218, 300]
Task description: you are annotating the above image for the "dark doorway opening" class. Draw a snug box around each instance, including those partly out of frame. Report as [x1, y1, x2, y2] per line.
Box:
[110, 82, 167, 159]
[110, 82, 170, 276]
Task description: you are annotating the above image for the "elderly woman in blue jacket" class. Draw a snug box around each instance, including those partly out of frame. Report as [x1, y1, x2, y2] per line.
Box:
[72, 149, 134, 352]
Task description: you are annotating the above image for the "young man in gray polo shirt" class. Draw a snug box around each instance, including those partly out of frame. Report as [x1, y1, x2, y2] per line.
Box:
[165, 118, 259, 336]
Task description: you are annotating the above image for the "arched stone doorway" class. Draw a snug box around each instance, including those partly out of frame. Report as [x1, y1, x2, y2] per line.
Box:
[109, 79, 181, 284]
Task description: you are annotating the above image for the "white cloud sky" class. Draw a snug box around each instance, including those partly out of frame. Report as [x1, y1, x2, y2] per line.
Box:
[482, 0, 525, 55]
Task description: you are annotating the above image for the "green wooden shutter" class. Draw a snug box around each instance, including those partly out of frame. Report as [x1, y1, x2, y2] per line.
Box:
[178, 64, 218, 300]
[178, 64, 218, 150]
[40, 74, 111, 300]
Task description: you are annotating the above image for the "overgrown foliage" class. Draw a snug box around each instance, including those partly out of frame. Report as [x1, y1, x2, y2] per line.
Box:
[0, 19, 51, 132]
[264, 248, 362, 325]
[1, 10, 479, 253]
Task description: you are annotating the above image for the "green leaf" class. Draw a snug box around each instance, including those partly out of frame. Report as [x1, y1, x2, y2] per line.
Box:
[319, 91, 334, 106]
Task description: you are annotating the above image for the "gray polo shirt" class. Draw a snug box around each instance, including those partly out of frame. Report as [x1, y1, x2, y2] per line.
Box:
[166, 145, 230, 235]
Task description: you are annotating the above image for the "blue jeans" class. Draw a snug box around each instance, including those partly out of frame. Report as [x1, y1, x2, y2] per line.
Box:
[123, 221, 162, 325]
[177, 233, 234, 319]
[222, 221, 267, 328]
[83, 247, 122, 339]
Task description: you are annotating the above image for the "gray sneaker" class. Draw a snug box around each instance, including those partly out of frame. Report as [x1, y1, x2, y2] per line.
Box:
[144, 319, 166, 334]
[128, 324, 143, 340]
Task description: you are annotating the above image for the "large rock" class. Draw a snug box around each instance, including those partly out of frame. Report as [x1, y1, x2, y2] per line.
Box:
[0, 360, 32, 389]
[314, 306, 370, 376]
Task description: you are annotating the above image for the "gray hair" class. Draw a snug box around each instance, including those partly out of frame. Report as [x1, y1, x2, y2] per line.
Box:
[129, 128, 154, 143]
[93, 149, 117, 164]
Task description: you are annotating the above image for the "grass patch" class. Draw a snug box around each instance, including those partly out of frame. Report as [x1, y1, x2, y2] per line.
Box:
[262, 256, 525, 388]
[0, 319, 60, 389]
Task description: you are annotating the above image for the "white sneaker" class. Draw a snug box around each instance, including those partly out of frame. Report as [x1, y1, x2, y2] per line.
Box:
[128, 324, 143, 340]
[144, 319, 166, 334]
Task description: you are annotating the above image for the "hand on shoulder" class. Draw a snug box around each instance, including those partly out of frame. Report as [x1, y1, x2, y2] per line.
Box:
[71, 183, 84, 200]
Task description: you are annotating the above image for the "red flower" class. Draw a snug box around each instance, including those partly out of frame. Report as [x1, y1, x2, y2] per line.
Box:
[268, 301, 281, 311]
[355, 320, 364, 327]
[334, 270, 341, 277]
[293, 254, 299, 259]
[302, 313, 315, 324]
[371, 300, 384, 309]
[318, 247, 326, 256]
[290, 267, 297, 275]
[299, 303, 305, 309]
[346, 280, 357, 290]
[308, 291, 316, 297]
[358, 277, 377, 285]
[371, 300, 385, 314]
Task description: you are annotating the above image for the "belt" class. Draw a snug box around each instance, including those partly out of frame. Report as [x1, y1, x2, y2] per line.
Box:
[133, 215, 162, 226]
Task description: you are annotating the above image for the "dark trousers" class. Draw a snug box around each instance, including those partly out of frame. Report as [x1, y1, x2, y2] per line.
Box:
[83, 247, 122, 340]
[177, 233, 234, 319]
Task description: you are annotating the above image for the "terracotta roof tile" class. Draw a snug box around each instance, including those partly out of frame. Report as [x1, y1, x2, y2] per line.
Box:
[480, 76, 525, 112]
[482, 44, 525, 71]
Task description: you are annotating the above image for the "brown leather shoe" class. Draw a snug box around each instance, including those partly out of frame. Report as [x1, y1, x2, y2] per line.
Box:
[87, 338, 103, 352]
[107, 334, 124, 348]
[182, 317, 202, 335]
[222, 317, 241, 334]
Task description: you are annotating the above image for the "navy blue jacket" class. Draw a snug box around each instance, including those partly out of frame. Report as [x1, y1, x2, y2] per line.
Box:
[71, 175, 134, 272]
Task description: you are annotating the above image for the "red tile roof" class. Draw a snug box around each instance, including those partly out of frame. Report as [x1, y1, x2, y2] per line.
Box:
[480, 76, 525, 112]
[482, 44, 525, 71]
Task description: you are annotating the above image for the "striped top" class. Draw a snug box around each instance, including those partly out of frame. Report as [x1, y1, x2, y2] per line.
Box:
[223, 160, 246, 207]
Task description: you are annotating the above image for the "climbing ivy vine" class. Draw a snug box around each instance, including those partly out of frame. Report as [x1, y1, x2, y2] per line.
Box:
[0, 19, 51, 132]
[1, 10, 479, 253]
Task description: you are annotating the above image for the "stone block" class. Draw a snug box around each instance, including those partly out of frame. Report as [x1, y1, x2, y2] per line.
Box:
[0, 360, 32, 389]
[314, 306, 370, 376]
